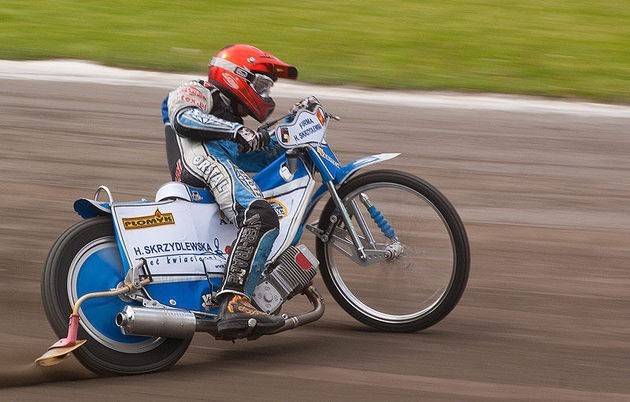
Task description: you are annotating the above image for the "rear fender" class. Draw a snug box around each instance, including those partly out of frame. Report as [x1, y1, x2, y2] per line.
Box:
[74, 198, 112, 219]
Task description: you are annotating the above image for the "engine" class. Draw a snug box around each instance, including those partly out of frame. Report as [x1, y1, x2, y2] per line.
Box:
[252, 244, 318, 313]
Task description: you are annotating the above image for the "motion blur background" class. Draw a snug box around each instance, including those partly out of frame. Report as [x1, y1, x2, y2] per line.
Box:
[1, 0, 629, 102]
[1, 1, 630, 400]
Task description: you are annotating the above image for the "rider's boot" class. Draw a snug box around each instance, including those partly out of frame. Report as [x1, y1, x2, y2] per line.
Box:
[216, 201, 283, 338]
[217, 293, 284, 338]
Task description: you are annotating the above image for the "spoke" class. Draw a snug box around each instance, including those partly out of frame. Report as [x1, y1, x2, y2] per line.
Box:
[325, 181, 456, 322]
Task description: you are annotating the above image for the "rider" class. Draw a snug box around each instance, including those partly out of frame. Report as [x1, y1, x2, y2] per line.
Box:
[161, 44, 301, 338]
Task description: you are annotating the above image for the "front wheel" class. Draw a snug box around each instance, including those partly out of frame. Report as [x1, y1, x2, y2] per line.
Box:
[41, 216, 191, 375]
[316, 170, 470, 332]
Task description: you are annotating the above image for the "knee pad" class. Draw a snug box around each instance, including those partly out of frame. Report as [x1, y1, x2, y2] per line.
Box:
[245, 199, 280, 233]
[221, 199, 280, 297]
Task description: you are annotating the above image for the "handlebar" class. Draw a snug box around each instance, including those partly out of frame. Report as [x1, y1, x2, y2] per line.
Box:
[326, 112, 341, 121]
[257, 104, 340, 133]
[257, 114, 290, 132]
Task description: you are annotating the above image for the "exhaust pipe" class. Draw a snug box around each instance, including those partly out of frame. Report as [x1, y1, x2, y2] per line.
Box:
[268, 285, 325, 334]
[116, 305, 197, 339]
[116, 285, 325, 339]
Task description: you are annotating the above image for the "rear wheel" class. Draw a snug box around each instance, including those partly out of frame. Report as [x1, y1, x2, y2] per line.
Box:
[41, 216, 191, 375]
[317, 170, 470, 332]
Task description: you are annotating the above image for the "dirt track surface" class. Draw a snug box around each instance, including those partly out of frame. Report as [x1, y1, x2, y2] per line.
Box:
[1, 79, 629, 401]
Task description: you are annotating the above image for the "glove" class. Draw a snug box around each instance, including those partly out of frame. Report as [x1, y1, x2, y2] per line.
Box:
[234, 126, 270, 153]
[289, 96, 320, 114]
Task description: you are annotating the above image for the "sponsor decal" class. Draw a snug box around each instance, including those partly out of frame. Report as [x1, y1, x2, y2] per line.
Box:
[222, 72, 240, 89]
[295, 252, 313, 271]
[317, 147, 341, 167]
[129, 238, 229, 268]
[225, 214, 262, 287]
[183, 85, 207, 100]
[294, 116, 323, 142]
[189, 189, 202, 202]
[299, 117, 315, 129]
[192, 156, 229, 192]
[316, 108, 326, 126]
[122, 209, 175, 230]
[133, 240, 219, 256]
[233, 164, 263, 198]
[178, 86, 208, 110]
[233, 66, 250, 79]
[179, 94, 207, 110]
[267, 198, 288, 220]
[280, 127, 291, 143]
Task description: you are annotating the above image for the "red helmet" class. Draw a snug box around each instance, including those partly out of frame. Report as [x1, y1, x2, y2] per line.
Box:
[208, 44, 298, 122]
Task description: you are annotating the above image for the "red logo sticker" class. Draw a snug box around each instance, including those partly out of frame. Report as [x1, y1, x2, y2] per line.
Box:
[295, 252, 312, 270]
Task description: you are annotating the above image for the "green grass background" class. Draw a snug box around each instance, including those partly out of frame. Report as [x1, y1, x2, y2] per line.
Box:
[1, 1, 628, 103]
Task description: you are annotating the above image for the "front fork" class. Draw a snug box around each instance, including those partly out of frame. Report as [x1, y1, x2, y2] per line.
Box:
[325, 181, 368, 261]
[309, 183, 403, 265]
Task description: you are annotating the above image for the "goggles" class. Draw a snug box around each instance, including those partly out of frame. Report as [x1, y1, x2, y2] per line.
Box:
[210, 57, 274, 97]
[251, 73, 274, 97]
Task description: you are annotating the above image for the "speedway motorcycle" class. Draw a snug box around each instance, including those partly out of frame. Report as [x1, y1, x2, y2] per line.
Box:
[36, 101, 470, 375]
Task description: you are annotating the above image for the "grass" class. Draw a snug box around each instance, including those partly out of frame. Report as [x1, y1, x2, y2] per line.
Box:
[1, 0, 629, 103]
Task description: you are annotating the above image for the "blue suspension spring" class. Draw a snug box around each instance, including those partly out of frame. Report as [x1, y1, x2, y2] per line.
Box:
[367, 204, 397, 239]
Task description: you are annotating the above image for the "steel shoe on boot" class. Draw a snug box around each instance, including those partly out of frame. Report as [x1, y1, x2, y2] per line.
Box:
[217, 294, 284, 339]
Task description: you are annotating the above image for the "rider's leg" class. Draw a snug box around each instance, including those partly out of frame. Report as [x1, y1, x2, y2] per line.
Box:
[172, 136, 283, 335]
[210, 162, 282, 334]
[215, 199, 283, 335]
[218, 200, 279, 297]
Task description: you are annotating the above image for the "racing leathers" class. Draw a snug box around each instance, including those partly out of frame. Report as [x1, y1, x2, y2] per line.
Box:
[162, 80, 282, 314]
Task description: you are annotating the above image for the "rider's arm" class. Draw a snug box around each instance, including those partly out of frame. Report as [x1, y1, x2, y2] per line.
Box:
[173, 107, 242, 142]
[167, 81, 243, 142]
[173, 108, 267, 153]
[166, 81, 267, 152]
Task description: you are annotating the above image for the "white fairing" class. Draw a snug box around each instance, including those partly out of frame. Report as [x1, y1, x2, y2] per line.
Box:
[112, 176, 314, 281]
[112, 200, 234, 282]
[264, 175, 314, 262]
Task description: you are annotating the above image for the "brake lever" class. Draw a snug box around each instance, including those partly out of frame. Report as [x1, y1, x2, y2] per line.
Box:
[326, 113, 341, 121]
